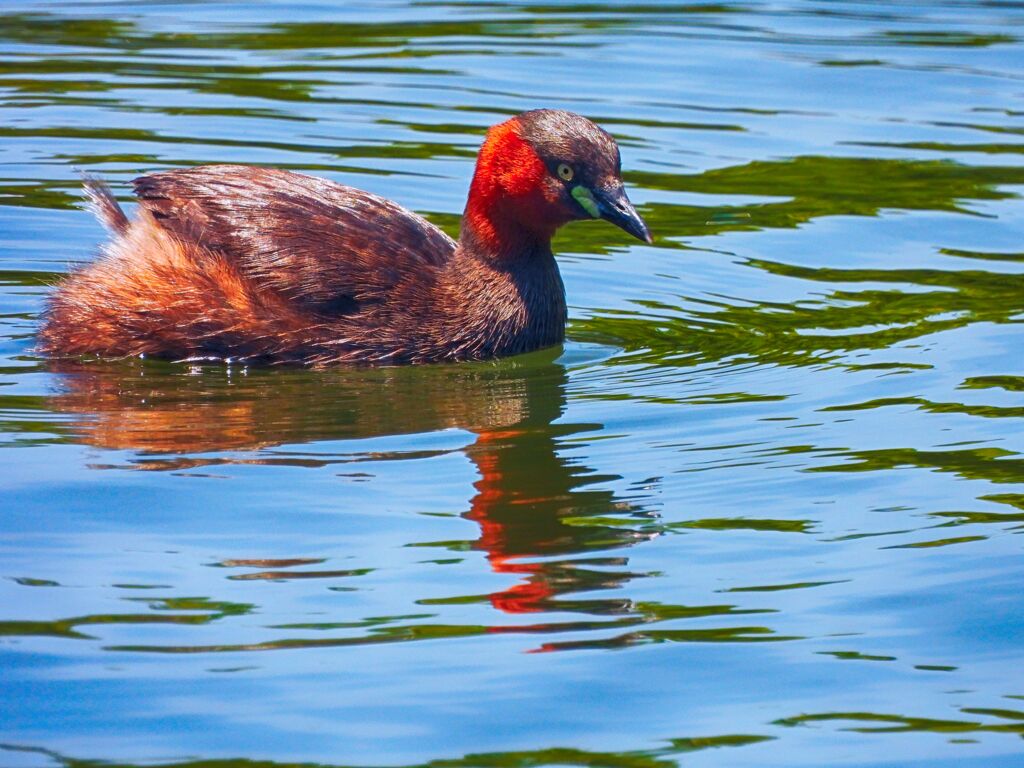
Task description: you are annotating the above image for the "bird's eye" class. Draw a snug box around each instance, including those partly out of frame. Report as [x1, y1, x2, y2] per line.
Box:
[557, 163, 574, 182]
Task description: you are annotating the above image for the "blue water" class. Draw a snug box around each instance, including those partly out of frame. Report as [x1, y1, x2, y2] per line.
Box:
[2, 2, 1023, 766]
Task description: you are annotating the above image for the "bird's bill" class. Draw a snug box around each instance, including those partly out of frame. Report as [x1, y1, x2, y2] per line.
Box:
[593, 183, 652, 244]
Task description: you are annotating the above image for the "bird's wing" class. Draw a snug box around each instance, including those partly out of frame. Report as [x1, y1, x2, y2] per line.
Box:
[132, 165, 456, 313]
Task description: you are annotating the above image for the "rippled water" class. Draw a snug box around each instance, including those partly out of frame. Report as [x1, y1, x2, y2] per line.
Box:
[2, 1, 1024, 766]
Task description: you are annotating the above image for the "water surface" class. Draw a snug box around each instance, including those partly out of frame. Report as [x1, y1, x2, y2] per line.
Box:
[2, 1, 1023, 766]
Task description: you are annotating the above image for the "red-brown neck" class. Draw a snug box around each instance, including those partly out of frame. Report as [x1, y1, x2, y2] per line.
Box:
[460, 118, 564, 261]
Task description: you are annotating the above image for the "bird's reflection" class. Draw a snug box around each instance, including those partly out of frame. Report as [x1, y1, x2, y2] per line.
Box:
[47, 352, 658, 618]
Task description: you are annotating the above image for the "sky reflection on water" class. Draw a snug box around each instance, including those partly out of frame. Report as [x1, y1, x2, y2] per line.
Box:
[1, 1, 1024, 766]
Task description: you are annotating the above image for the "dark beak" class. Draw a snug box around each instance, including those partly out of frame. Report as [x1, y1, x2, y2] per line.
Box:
[595, 183, 652, 244]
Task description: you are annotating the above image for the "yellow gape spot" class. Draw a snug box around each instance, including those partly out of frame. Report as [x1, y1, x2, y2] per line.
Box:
[571, 185, 600, 218]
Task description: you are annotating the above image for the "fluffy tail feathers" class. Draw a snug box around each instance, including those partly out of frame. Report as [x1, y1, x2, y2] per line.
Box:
[82, 174, 130, 235]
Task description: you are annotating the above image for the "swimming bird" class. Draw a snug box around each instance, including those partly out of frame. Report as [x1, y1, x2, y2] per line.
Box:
[38, 109, 651, 366]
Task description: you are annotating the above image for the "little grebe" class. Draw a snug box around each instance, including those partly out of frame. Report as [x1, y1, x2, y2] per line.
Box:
[38, 109, 650, 366]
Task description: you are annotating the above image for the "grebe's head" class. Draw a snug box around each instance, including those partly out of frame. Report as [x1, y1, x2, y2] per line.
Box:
[463, 109, 651, 252]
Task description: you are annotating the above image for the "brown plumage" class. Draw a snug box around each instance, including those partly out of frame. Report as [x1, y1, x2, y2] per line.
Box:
[38, 110, 650, 366]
